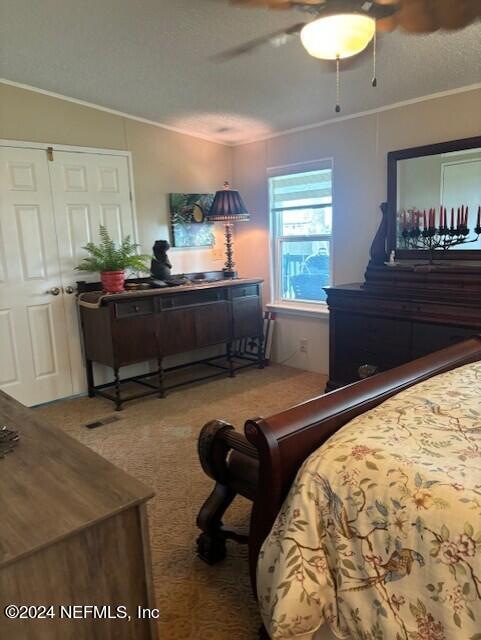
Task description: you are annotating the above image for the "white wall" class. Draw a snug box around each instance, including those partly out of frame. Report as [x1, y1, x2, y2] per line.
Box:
[0, 82, 232, 273]
[231, 88, 481, 374]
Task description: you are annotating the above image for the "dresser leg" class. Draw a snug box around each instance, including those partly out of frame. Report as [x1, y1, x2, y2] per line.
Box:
[113, 368, 122, 411]
[86, 359, 95, 397]
[157, 359, 165, 398]
[226, 343, 235, 378]
[258, 337, 265, 369]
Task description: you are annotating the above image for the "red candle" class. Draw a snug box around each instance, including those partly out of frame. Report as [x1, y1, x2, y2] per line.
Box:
[477, 205, 481, 230]
[457, 207, 461, 228]
[465, 206, 469, 227]
[423, 210, 427, 228]
[403, 210, 407, 230]
[451, 208, 454, 229]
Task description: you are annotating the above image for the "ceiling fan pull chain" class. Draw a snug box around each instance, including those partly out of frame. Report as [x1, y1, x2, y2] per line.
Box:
[372, 27, 377, 88]
[335, 56, 341, 113]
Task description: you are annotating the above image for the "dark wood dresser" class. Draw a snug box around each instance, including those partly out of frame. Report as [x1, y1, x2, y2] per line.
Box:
[79, 277, 264, 409]
[326, 136, 481, 390]
[325, 263, 481, 390]
[0, 391, 156, 640]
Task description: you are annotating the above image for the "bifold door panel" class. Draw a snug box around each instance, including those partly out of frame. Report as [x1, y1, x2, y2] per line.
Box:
[0, 146, 72, 405]
[0, 144, 136, 405]
[49, 151, 136, 395]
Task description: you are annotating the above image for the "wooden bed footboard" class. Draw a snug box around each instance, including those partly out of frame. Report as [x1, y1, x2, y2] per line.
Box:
[197, 337, 481, 594]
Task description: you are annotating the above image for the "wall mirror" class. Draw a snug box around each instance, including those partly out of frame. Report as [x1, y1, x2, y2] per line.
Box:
[387, 136, 481, 261]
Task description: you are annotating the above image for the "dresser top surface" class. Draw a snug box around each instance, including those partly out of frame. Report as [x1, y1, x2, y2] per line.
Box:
[0, 391, 154, 568]
[325, 280, 481, 307]
[78, 277, 263, 308]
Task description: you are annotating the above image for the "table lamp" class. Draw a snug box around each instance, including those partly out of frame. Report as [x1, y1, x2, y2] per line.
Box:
[206, 181, 250, 279]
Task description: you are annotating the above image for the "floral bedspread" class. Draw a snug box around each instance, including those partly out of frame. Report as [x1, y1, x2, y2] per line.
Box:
[257, 362, 481, 640]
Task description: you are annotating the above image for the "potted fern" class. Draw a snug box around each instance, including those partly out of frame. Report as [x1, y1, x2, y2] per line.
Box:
[75, 226, 150, 293]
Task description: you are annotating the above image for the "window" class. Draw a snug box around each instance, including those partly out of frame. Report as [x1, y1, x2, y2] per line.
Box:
[269, 161, 333, 307]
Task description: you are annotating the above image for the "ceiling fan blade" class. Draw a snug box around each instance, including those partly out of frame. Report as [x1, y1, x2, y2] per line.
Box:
[436, 0, 481, 29]
[231, 0, 293, 8]
[210, 22, 307, 61]
[365, 0, 480, 33]
[376, 0, 481, 33]
[232, 0, 400, 21]
[230, 0, 480, 31]
[231, 0, 323, 7]
[376, 14, 397, 31]
[396, 0, 441, 32]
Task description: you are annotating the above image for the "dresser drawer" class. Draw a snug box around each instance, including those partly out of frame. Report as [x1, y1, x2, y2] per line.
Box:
[332, 342, 411, 385]
[363, 315, 411, 348]
[114, 298, 154, 318]
[160, 288, 225, 309]
[412, 322, 476, 358]
[332, 311, 412, 385]
[330, 294, 412, 318]
[230, 284, 258, 299]
[334, 312, 411, 349]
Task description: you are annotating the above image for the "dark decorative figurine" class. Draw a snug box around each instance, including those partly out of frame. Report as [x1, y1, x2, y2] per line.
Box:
[369, 202, 389, 266]
[151, 240, 172, 281]
[0, 425, 19, 458]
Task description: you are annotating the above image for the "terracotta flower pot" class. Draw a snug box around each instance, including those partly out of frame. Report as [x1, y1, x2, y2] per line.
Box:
[101, 270, 125, 293]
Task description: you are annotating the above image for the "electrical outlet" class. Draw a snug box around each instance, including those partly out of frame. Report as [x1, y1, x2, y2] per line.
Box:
[300, 339, 308, 353]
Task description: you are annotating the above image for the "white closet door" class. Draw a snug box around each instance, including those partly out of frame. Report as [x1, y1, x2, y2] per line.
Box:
[49, 151, 137, 394]
[0, 146, 73, 405]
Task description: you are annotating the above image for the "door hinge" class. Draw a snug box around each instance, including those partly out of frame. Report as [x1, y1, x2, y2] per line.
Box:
[46, 146, 54, 161]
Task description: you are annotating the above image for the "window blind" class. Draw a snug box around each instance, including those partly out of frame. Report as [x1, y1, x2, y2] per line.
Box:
[270, 169, 332, 208]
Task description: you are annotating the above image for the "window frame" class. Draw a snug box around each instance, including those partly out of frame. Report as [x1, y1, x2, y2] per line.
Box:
[268, 159, 334, 312]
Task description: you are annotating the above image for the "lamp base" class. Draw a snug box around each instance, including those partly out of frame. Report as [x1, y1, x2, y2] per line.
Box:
[222, 223, 237, 279]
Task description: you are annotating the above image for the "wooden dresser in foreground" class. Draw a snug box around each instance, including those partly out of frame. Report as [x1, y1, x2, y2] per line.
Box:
[0, 391, 157, 640]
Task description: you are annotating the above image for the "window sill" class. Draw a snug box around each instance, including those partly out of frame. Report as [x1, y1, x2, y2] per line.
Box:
[266, 301, 330, 319]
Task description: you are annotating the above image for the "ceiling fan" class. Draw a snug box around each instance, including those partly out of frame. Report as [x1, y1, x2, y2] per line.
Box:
[216, 0, 480, 111]
[219, 0, 481, 60]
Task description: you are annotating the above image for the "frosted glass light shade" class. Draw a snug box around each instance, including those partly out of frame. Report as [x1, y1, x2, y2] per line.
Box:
[300, 13, 376, 60]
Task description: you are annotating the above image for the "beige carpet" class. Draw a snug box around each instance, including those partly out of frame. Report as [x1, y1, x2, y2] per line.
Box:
[37, 364, 326, 640]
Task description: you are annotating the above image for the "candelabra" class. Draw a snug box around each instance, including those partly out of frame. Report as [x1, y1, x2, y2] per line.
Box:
[400, 206, 481, 264]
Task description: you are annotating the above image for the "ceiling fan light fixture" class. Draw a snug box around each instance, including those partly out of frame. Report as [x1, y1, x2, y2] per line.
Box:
[300, 13, 376, 60]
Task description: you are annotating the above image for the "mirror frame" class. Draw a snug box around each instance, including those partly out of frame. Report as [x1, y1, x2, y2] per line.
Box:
[387, 135, 481, 261]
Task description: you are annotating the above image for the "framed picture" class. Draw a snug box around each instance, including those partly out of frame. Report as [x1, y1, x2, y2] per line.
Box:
[169, 193, 215, 248]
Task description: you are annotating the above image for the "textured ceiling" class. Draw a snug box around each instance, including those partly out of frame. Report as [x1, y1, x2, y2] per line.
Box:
[1, 0, 480, 144]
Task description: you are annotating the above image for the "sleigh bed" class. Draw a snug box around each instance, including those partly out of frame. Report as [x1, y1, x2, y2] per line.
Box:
[196, 337, 481, 639]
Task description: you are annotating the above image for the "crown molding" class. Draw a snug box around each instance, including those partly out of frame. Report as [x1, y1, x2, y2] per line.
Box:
[0, 78, 230, 146]
[2, 77, 480, 148]
[233, 82, 481, 146]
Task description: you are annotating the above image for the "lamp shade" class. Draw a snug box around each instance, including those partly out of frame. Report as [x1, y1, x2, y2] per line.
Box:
[300, 13, 375, 60]
[206, 183, 250, 222]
